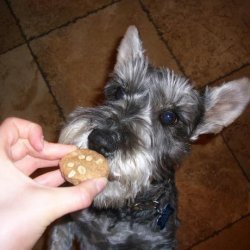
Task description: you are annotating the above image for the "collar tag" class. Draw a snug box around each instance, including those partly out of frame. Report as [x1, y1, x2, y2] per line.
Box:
[157, 204, 174, 230]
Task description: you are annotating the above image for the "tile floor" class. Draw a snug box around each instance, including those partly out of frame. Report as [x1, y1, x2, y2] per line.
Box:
[0, 0, 249, 249]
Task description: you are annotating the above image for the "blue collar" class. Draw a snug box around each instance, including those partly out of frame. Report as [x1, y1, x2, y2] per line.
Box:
[157, 203, 174, 230]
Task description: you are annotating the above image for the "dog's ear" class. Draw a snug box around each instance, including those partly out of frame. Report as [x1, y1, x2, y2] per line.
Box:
[115, 26, 144, 69]
[191, 78, 250, 140]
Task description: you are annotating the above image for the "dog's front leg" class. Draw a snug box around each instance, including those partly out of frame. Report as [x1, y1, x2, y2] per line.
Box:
[48, 217, 75, 250]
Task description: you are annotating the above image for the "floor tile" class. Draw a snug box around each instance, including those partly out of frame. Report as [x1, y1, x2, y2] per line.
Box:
[176, 135, 249, 249]
[214, 66, 250, 181]
[142, 0, 250, 85]
[30, 0, 179, 115]
[192, 215, 250, 250]
[0, 45, 63, 141]
[223, 106, 250, 180]
[0, 0, 24, 54]
[10, 0, 113, 39]
[32, 236, 45, 250]
[1, 1, 247, 249]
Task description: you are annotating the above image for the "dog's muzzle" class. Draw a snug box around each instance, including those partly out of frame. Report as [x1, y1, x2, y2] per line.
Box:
[88, 129, 124, 157]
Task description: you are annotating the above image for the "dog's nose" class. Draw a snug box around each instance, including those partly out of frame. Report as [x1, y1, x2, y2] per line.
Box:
[88, 129, 121, 157]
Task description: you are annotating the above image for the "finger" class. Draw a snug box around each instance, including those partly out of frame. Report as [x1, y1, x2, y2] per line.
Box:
[12, 140, 77, 162]
[45, 178, 107, 221]
[15, 154, 60, 175]
[38, 141, 77, 160]
[12, 141, 76, 176]
[10, 139, 33, 161]
[34, 169, 65, 187]
[11, 140, 77, 163]
[0, 117, 44, 153]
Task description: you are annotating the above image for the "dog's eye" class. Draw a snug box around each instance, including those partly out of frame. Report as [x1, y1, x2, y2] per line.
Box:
[114, 87, 125, 100]
[160, 111, 178, 126]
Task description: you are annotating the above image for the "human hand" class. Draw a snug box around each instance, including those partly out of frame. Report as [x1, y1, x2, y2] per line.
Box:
[0, 117, 107, 250]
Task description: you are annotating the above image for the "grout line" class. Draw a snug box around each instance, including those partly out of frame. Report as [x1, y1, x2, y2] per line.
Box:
[3, 1, 249, 249]
[221, 134, 250, 182]
[26, 46, 67, 121]
[3, 0, 122, 122]
[138, 0, 187, 77]
[27, 0, 121, 42]
[5, 0, 66, 121]
[204, 63, 250, 184]
[189, 64, 250, 245]
[206, 63, 250, 86]
[188, 212, 250, 249]
[137, 2, 250, 243]
[139, 1, 250, 88]
[0, 42, 26, 56]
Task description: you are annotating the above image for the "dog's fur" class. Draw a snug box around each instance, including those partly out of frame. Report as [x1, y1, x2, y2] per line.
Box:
[49, 26, 250, 250]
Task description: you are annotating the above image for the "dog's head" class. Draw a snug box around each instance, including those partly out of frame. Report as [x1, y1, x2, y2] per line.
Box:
[60, 26, 250, 208]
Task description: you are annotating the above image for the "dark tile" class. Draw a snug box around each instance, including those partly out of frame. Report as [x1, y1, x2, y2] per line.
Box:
[0, 0, 24, 54]
[10, 0, 113, 39]
[176, 135, 249, 249]
[214, 66, 250, 181]
[30, 0, 179, 115]
[192, 215, 250, 250]
[143, 0, 250, 85]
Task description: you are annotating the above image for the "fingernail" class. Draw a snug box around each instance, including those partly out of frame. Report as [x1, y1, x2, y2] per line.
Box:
[95, 178, 108, 192]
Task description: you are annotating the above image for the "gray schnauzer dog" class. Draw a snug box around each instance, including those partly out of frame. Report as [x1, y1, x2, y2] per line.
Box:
[49, 26, 250, 250]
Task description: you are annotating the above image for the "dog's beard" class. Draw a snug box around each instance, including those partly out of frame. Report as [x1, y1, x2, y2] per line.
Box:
[58, 66, 202, 209]
[58, 26, 250, 209]
[94, 150, 154, 208]
[59, 108, 155, 208]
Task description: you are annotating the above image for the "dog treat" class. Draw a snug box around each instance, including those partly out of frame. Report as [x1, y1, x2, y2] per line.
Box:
[59, 149, 109, 185]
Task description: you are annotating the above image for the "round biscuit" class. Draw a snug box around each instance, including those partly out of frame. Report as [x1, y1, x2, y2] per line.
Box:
[59, 149, 109, 185]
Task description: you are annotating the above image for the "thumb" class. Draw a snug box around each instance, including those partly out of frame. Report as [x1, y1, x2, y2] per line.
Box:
[45, 178, 107, 222]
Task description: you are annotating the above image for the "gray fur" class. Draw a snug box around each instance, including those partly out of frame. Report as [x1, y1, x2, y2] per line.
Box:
[49, 26, 250, 250]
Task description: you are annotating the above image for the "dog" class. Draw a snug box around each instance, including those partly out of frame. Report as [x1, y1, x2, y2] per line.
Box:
[48, 26, 250, 250]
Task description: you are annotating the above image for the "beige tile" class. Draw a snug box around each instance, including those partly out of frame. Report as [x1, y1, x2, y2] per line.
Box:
[0, 0, 24, 54]
[214, 67, 250, 181]
[192, 216, 250, 250]
[30, 0, 179, 115]
[10, 0, 113, 39]
[0, 45, 63, 142]
[176, 135, 249, 249]
[143, 0, 250, 85]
